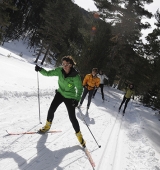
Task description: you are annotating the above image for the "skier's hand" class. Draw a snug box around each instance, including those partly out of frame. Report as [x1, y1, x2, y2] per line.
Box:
[72, 99, 79, 107]
[83, 85, 87, 88]
[35, 65, 42, 72]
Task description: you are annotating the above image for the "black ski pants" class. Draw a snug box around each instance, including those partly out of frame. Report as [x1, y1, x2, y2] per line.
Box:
[79, 87, 94, 108]
[93, 84, 104, 100]
[47, 92, 80, 133]
[119, 96, 130, 112]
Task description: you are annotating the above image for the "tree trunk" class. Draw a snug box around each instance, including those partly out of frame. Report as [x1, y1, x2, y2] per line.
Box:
[34, 45, 43, 63]
[41, 46, 50, 65]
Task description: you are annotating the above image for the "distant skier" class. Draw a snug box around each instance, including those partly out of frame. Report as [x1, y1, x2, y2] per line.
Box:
[77, 68, 100, 112]
[92, 70, 109, 101]
[35, 56, 86, 147]
[119, 83, 135, 114]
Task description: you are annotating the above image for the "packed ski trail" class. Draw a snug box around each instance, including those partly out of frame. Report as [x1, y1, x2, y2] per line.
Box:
[0, 45, 160, 170]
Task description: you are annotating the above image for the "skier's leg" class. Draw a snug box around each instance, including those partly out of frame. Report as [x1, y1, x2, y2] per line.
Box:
[92, 88, 97, 98]
[87, 89, 94, 109]
[64, 99, 80, 133]
[100, 84, 104, 100]
[39, 92, 63, 133]
[119, 96, 126, 110]
[64, 99, 86, 147]
[47, 92, 63, 121]
[79, 87, 88, 106]
[123, 98, 130, 113]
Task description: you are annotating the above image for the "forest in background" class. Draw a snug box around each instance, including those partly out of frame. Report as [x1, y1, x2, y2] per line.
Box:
[0, 0, 160, 110]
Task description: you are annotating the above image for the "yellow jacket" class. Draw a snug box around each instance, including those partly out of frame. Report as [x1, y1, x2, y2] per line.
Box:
[125, 87, 135, 99]
[83, 74, 100, 90]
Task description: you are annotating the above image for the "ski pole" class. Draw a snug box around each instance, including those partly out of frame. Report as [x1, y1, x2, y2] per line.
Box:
[37, 72, 42, 124]
[82, 117, 101, 148]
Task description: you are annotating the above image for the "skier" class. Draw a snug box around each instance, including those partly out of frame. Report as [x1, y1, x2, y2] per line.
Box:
[77, 68, 100, 112]
[119, 83, 135, 114]
[35, 56, 86, 147]
[92, 70, 109, 101]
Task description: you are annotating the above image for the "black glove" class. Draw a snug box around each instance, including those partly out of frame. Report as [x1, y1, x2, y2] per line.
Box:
[35, 65, 42, 72]
[72, 99, 79, 107]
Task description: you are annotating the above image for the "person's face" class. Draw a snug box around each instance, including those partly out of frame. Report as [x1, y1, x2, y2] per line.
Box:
[92, 70, 97, 76]
[130, 85, 133, 88]
[62, 60, 72, 73]
[99, 71, 102, 74]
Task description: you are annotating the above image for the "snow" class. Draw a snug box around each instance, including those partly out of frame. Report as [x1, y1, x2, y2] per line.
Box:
[0, 41, 160, 170]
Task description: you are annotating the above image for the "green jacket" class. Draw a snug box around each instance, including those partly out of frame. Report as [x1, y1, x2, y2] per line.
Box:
[39, 67, 83, 101]
[125, 87, 135, 99]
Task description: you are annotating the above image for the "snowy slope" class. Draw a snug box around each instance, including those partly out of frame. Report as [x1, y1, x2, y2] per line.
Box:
[0, 42, 160, 170]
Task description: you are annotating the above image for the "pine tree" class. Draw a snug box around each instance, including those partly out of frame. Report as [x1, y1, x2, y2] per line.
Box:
[93, 0, 153, 88]
[36, 0, 74, 64]
[0, 0, 16, 43]
[142, 9, 160, 108]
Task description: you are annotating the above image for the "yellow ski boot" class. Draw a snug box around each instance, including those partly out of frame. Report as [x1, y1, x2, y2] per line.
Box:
[38, 121, 52, 133]
[76, 131, 86, 148]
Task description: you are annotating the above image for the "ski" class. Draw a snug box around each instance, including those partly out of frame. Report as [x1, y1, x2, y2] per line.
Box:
[6, 130, 62, 135]
[84, 147, 95, 169]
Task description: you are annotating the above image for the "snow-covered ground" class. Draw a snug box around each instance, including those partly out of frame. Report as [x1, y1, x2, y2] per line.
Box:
[0, 41, 160, 170]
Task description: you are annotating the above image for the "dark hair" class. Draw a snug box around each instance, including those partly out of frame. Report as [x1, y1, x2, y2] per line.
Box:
[61, 56, 76, 66]
[99, 70, 103, 74]
[92, 68, 98, 73]
[129, 84, 134, 89]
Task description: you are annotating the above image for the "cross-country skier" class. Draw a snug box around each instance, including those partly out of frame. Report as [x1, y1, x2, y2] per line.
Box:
[77, 68, 100, 112]
[119, 83, 135, 114]
[35, 56, 86, 147]
[92, 70, 109, 101]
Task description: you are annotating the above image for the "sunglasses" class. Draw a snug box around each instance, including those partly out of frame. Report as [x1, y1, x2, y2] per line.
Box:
[62, 63, 70, 67]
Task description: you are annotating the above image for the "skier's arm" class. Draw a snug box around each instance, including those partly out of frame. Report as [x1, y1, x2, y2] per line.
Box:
[39, 67, 60, 76]
[95, 78, 100, 88]
[82, 75, 89, 87]
[132, 91, 135, 99]
[35, 64, 61, 76]
[74, 75, 83, 100]
[104, 74, 109, 80]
